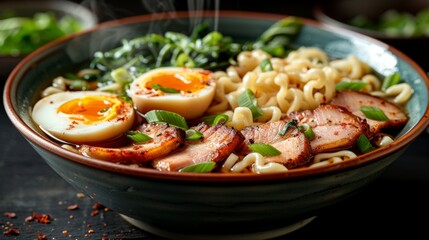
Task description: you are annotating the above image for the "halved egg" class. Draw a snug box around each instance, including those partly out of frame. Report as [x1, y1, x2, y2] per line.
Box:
[32, 91, 135, 144]
[129, 67, 216, 120]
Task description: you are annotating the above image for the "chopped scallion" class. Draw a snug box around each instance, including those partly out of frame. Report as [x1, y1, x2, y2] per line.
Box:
[360, 106, 389, 121]
[381, 72, 401, 91]
[179, 161, 216, 173]
[298, 123, 315, 140]
[335, 80, 368, 91]
[237, 89, 263, 119]
[126, 130, 152, 143]
[202, 114, 229, 126]
[144, 110, 189, 130]
[151, 83, 180, 93]
[248, 143, 281, 156]
[356, 134, 375, 153]
[278, 120, 298, 136]
[185, 129, 203, 140]
[260, 58, 273, 72]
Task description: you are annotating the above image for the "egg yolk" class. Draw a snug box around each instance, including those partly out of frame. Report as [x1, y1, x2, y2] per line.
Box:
[144, 69, 211, 93]
[58, 95, 122, 125]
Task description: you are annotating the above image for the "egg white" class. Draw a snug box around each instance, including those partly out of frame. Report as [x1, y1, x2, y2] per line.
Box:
[32, 91, 135, 143]
[129, 67, 216, 120]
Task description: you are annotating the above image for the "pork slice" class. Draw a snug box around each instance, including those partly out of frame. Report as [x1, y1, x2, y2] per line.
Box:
[331, 90, 408, 136]
[240, 121, 313, 169]
[286, 104, 369, 154]
[80, 123, 185, 164]
[152, 123, 244, 172]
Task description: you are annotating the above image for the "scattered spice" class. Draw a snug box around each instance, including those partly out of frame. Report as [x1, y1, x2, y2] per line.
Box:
[92, 202, 105, 210]
[90, 210, 100, 217]
[24, 216, 34, 222]
[88, 229, 95, 234]
[69, 215, 74, 219]
[76, 193, 86, 199]
[4, 212, 17, 218]
[66, 204, 79, 211]
[62, 230, 68, 235]
[37, 231, 48, 240]
[3, 228, 20, 236]
[32, 212, 51, 224]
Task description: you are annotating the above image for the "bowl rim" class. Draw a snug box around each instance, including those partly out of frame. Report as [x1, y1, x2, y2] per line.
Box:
[4, 10, 429, 183]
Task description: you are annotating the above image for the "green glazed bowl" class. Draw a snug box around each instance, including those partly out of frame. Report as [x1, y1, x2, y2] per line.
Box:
[4, 11, 429, 240]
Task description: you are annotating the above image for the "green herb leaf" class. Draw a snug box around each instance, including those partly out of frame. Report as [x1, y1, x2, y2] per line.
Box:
[278, 120, 298, 136]
[356, 134, 375, 153]
[248, 143, 281, 156]
[151, 83, 180, 93]
[237, 89, 263, 119]
[69, 80, 88, 90]
[202, 114, 229, 126]
[126, 130, 152, 143]
[179, 161, 216, 173]
[335, 80, 368, 91]
[360, 106, 389, 121]
[260, 58, 273, 72]
[298, 123, 315, 140]
[382, 73, 401, 91]
[145, 110, 189, 130]
[185, 129, 203, 140]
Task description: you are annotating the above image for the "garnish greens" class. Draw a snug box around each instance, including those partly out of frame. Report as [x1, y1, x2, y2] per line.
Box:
[126, 130, 152, 142]
[144, 110, 189, 130]
[360, 106, 389, 121]
[202, 114, 229, 126]
[248, 143, 281, 156]
[238, 89, 263, 119]
[356, 134, 376, 153]
[0, 12, 82, 55]
[179, 161, 216, 173]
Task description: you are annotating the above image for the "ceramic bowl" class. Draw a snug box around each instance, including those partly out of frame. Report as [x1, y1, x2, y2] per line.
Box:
[314, 0, 429, 70]
[4, 11, 429, 240]
[0, 0, 97, 77]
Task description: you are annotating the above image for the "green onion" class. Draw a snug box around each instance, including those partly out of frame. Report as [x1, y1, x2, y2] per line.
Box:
[356, 134, 375, 153]
[202, 114, 229, 126]
[69, 80, 89, 90]
[111, 67, 132, 85]
[260, 58, 273, 72]
[298, 123, 315, 140]
[248, 143, 281, 156]
[126, 130, 152, 143]
[179, 161, 216, 173]
[278, 120, 298, 136]
[237, 89, 263, 119]
[360, 106, 389, 121]
[335, 80, 368, 91]
[381, 73, 401, 91]
[185, 129, 203, 140]
[151, 83, 180, 93]
[144, 110, 189, 130]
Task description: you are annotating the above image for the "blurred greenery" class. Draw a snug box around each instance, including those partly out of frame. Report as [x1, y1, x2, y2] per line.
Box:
[0, 12, 82, 55]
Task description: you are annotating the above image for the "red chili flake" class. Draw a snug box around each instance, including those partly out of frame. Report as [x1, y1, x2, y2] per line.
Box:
[86, 223, 91, 228]
[103, 208, 110, 212]
[66, 204, 79, 211]
[24, 216, 34, 222]
[90, 210, 100, 217]
[37, 231, 48, 240]
[4, 212, 17, 218]
[69, 215, 74, 219]
[3, 228, 20, 236]
[92, 202, 105, 210]
[62, 230, 68, 235]
[32, 212, 51, 224]
[88, 229, 95, 234]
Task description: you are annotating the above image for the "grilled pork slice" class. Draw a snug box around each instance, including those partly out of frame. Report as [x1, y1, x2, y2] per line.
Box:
[331, 90, 408, 136]
[80, 123, 185, 164]
[286, 104, 369, 154]
[240, 121, 312, 169]
[152, 123, 244, 172]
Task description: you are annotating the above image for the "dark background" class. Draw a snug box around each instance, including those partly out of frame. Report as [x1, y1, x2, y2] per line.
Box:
[2, 0, 429, 239]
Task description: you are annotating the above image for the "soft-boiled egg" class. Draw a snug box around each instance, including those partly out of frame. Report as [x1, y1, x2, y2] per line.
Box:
[129, 67, 216, 120]
[32, 91, 135, 144]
